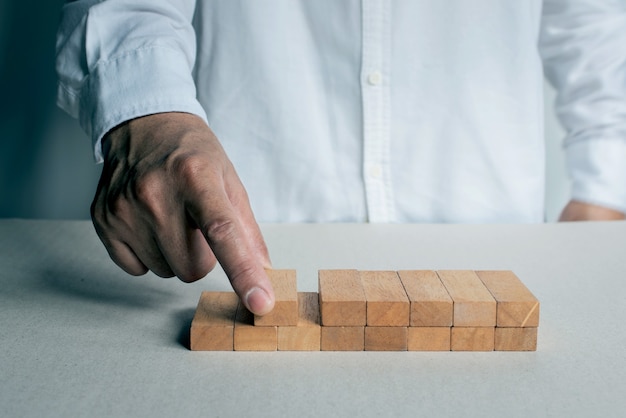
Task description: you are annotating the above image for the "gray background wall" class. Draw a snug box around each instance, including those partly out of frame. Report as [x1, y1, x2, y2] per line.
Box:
[0, 0, 101, 219]
[0, 1, 569, 221]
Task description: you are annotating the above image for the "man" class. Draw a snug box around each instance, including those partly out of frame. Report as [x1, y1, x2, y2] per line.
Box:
[56, 1, 626, 315]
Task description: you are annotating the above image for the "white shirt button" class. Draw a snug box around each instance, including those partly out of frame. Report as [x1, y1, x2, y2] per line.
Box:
[367, 71, 382, 86]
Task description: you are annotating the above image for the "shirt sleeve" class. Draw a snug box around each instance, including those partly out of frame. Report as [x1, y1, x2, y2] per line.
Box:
[56, 0, 207, 163]
[540, 0, 626, 213]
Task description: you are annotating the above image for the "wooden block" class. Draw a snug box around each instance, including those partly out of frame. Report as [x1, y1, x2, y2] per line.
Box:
[190, 292, 238, 351]
[365, 327, 407, 351]
[438, 270, 496, 327]
[398, 270, 453, 327]
[450, 327, 495, 351]
[234, 302, 277, 351]
[320, 327, 365, 351]
[475, 270, 540, 327]
[407, 327, 451, 351]
[254, 269, 298, 326]
[319, 269, 366, 326]
[278, 292, 321, 351]
[360, 271, 410, 326]
[495, 327, 538, 351]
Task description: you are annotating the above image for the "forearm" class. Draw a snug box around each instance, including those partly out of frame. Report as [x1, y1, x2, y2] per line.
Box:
[540, 0, 626, 214]
[559, 200, 625, 221]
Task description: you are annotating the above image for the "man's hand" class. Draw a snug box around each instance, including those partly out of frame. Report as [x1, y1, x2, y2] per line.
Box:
[92, 112, 275, 315]
[559, 199, 625, 222]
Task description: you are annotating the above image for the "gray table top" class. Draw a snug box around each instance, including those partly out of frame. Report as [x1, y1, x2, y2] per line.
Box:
[1, 219, 625, 417]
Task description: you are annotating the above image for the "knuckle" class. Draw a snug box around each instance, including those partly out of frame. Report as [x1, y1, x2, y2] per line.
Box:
[91, 189, 111, 226]
[92, 182, 137, 227]
[105, 196, 130, 219]
[176, 153, 206, 180]
[170, 152, 223, 196]
[172, 153, 216, 188]
[132, 172, 163, 207]
[204, 218, 239, 244]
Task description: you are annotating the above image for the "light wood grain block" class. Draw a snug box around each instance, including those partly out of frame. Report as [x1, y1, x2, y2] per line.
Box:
[320, 326, 365, 351]
[360, 270, 410, 326]
[476, 270, 540, 327]
[438, 270, 496, 327]
[407, 327, 451, 351]
[398, 270, 453, 327]
[495, 327, 538, 351]
[190, 292, 238, 351]
[254, 269, 298, 326]
[318, 269, 366, 326]
[235, 302, 277, 351]
[450, 327, 495, 351]
[278, 292, 321, 351]
[365, 327, 407, 351]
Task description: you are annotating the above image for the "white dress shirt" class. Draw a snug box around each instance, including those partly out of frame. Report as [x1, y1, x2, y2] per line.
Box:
[56, 0, 626, 223]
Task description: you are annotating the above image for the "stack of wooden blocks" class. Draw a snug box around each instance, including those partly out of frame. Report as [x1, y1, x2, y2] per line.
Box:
[190, 269, 539, 351]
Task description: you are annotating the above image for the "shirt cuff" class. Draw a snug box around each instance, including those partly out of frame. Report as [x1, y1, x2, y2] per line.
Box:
[566, 138, 626, 213]
[78, 45, 208, 163]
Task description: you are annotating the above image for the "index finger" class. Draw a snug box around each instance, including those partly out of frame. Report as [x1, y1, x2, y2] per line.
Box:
[187, 192, 275, 316]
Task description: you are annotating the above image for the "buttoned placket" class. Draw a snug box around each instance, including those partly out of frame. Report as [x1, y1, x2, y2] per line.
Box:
[361, 0, 395, 222]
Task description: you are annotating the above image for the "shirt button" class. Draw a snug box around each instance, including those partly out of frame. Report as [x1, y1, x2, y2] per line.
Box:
[367, 71, 382, 86]
[368, 165, 383, 179]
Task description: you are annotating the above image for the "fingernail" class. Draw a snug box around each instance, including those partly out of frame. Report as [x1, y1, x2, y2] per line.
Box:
[245, 287, 274, 316]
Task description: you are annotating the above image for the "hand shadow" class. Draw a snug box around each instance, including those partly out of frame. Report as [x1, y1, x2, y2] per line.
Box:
[35, 266, 196, 350]
[36, 266, 174, 310]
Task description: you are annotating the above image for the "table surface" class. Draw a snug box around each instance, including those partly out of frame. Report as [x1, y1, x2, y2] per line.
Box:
[1, 219, 625, 417]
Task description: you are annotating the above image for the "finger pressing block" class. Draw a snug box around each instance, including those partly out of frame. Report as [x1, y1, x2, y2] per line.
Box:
[254, 269, 298, 326]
